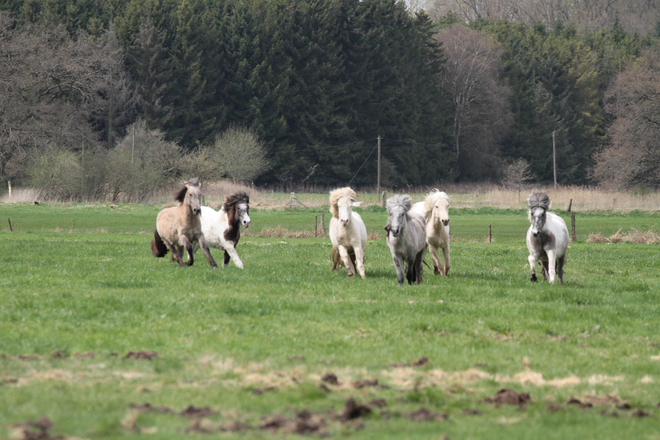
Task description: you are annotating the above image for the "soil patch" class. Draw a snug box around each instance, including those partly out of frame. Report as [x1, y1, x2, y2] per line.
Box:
[484, 389, 531, 406]
[6, 416, 63, 440]
[124, 351, 159, 360]
[406, 408, 448, 421]
[180, 405, 217, 417]
[321, 372, 339, 385]
[341, 398, 372, 422]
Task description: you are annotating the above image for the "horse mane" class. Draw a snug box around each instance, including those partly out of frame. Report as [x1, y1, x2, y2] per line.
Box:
[329, 187, 356, 218]
[528, 191, 550, 211]
[424, 189, 449, 214]
[223, 191, 250, 211]
[174, 178, 201, 203]
[387, 194, 413, 214]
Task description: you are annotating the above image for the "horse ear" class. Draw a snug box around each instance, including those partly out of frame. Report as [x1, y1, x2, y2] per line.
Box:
[352, 201, 363, 207]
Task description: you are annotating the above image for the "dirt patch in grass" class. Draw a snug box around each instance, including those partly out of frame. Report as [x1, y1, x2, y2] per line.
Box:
[6, 417, 63, 440]
[124, 351, 159, 360]
[406, 408, 449, 421]
[484, 389, 531, 406]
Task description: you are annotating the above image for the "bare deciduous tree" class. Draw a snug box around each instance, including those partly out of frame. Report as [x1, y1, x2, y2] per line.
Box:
[592, 48, 660, 189]
[435, 24, 512, 180]
[501, 158, 534, 191]
[208, 126, 269, 184]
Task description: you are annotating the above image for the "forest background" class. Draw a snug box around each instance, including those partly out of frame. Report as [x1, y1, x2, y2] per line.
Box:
[1, 0, 660, 201]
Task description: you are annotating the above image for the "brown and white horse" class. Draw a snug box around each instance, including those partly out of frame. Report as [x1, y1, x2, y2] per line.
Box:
[151, 178, 218, 268]
[194, 191, 251, 269]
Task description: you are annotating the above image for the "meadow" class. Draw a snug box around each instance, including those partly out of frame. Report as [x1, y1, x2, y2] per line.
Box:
[1, 199, 660, 439]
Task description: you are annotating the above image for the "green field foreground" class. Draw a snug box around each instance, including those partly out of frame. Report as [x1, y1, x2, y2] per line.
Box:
[1, 202, 660, 439]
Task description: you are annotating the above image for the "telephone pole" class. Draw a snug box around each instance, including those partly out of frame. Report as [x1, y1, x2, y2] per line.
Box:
[552, 130, 557, 189]
[377, 135, 381, 202]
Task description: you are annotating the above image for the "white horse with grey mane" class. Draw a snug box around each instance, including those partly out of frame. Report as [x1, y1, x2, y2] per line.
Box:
[386, 194, 427, 285]
[526, 191, 569, 284]
[410, 190, 451, 276]
[329, 187, 367, 278]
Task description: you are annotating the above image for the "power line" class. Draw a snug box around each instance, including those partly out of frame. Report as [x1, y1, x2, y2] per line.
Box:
[347, 145, 378, 186]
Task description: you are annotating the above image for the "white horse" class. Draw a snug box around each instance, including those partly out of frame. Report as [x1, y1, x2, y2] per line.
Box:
[386, 194, 427, 285]
[526, 191, 569, 284]
[329, 187, 367, 278]
[194, 191, 250, 269]
[411, 190, 451, 276]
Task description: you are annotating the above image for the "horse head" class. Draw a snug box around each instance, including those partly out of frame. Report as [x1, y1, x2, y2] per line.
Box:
[528, 191, 550, 237]
[387, 194, 412, 237]
[224, 191, 251, 228]
[175, 178, 203, 215]
[426, 191, 450, 227]
[330, 187, 360, 227]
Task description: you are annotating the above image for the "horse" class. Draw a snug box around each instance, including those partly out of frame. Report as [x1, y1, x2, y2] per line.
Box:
[410, 190, 451, 276]
[329, 187, 367, 278]
[526, 191, 569, 284]
[151, 178, 218, 269]
[385, 194, 427, 285]
[194, 191, 251, 269]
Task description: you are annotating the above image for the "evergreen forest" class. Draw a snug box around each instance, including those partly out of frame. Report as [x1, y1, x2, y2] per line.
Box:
[1, 0, 660, 198]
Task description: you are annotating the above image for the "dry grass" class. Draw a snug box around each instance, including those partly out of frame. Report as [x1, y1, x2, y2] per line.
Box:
[0, 188, 40, 204]
[587, 229, 660, 244]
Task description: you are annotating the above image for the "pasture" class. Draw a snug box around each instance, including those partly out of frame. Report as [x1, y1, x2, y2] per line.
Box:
[1, 201, 660, 439]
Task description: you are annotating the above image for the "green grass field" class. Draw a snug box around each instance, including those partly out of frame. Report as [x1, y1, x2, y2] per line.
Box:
[1, 202, 660, 439]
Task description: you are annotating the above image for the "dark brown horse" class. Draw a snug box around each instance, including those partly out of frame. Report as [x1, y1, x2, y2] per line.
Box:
[151, 178, 218, 268]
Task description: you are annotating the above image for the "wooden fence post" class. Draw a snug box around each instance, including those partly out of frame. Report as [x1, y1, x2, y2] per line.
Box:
[567, 198, 572, 212]
[315, 215, 318, 238]
[489, 224, 492, 243]
[321, 210, 326, 235]
[8, 218, 13, 232]
[571, 212, 576, 242]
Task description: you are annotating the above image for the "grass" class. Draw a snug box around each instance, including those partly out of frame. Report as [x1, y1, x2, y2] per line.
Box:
[1, 201, 660, 439]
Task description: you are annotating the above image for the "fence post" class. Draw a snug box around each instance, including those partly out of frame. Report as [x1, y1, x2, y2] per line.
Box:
[571, 212, 576, 242]
[489, 224, 492, 243]
[315, 215, 318, 238]
[567, 198, 572, 212]
[321, 210, 326, 235]
[8, 218, 13, 232]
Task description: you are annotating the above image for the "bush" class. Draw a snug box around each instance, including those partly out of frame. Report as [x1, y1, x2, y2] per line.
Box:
[27, 149, 83, 201]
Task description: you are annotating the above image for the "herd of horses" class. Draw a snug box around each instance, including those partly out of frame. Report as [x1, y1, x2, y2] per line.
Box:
[151, 179, 569, 285]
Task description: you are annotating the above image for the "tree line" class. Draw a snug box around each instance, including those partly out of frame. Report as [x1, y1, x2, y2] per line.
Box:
[1, 0, 659, 200]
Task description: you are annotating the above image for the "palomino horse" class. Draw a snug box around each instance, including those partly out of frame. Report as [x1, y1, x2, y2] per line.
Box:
[385, 194, 427, 285]
[195, 191, 251, 269]
[526, 191, 569, 284]
[411, 190, 451, 276]
[329, 187, 367, 278]
[151, 178, 218, 268]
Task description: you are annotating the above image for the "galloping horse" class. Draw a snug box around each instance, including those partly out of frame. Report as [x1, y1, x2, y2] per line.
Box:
[526, 191, 569, 284]
[411, 190, 451, 276]
[195, 191, 251, 269]
[329, 187, 367, 278]
[151, 178, 218, 268]
[385, 194, 427, 285]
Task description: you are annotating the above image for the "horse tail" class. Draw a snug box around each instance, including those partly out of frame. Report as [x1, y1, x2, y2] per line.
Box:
[151, 229, 168, 257]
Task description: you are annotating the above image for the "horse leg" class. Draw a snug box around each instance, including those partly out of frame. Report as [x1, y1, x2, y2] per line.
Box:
[556, 254, 565, 284]
[429, 245, 444, 276]
[223, 244, 244, 269]
[414, 249, 425, 284]
[354, 245, 366, 279]
[528, 253, 538, 282]
[392, 255, 405, 286]
[540, 260, 549, 280]
[180, 235, 195, 267]
[164, 240, 185, 266]
[198, 234, 218, 269]
[338, 246, 355, 278]
[546, 249, 557, 283]
[442, 242, 451, 276]
[405, 257, 415, 285]
[223, 251, 231, 267]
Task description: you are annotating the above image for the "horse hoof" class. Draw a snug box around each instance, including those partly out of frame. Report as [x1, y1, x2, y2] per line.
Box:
[347, 271, 355, 278]
[530, 274, 538, 282]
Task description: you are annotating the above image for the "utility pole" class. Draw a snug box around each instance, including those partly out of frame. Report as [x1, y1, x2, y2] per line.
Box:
[132, 123, 136, 165]
[377, 135, 381, 203]
[552, 130, 557, 189]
